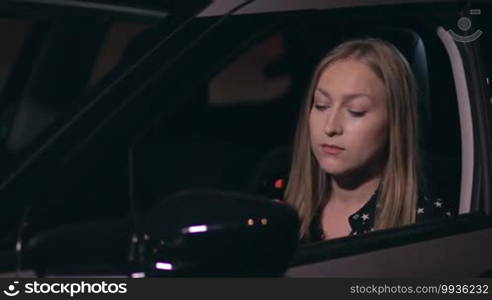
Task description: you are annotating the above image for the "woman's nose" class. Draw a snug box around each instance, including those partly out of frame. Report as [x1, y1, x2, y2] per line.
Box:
[324, 112, 343, 137]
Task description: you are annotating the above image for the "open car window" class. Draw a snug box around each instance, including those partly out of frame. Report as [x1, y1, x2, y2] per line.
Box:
[127, 4, 489, 275]
[134, 7, 462, 231]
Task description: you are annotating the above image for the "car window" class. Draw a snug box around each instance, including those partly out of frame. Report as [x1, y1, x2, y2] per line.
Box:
[0, 19, 32, 92]
[0, 19, 33, 141]
[133, 7, 462, 241]
[88, 23, 151, 87]
[0, 14, 159, 243]
[0, 17, 157, 176]
[209, 35, 292, 105]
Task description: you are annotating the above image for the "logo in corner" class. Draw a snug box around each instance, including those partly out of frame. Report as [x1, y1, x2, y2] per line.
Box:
[3, 281, 20, 297]
[448, 9, 483, 43]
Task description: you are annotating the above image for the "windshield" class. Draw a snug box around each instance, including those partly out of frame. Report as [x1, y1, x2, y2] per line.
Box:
[0, 0, 214, 243]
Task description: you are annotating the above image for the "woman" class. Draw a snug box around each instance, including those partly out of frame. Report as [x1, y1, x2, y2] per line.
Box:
[284, 38, 451, 242]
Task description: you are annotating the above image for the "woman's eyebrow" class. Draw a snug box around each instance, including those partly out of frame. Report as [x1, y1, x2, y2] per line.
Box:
[344, 93, 373, 104]
[316, 88, 373, 103]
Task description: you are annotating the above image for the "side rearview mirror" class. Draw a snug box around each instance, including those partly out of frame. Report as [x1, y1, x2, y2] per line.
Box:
[142, 189, 300, 277]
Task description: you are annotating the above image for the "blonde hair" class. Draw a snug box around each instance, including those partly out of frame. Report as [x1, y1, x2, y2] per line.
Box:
[285, 38, 420, 239]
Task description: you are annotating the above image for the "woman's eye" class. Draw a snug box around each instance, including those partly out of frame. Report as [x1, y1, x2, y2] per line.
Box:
[349, 111, 366, 117]
[314, 104, 328, 111]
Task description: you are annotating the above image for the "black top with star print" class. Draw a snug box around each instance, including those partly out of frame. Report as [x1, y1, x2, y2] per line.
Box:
[305, 188, 454, 243]
[255, 176, 454, 243]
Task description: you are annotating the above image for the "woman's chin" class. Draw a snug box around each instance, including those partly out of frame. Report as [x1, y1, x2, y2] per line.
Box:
[319, 163, 351, 177]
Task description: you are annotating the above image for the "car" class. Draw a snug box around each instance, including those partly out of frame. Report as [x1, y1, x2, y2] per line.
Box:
[0, 0, 491, 277]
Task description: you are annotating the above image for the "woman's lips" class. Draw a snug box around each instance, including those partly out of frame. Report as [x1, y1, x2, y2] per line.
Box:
[320, 144, 344, 155]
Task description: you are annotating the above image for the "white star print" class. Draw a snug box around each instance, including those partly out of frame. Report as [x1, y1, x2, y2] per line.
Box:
[417, 207, 424, 214]
[361, 214, 370, 221]
[434, 201, 442, 208]
[445, 211, 452, 216]
[352, 214, 359, 220]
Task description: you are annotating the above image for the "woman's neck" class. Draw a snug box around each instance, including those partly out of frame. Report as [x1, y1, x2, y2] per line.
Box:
[328, 169, 382, 207]
[327, 156, 385, 206]
[329, 177, 380, 206]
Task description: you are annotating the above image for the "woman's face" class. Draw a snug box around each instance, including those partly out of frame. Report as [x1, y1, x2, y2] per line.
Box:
[309, 58, 389, 178]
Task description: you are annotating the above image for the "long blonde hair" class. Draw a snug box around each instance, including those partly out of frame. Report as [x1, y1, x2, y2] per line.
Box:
[285, 38, 420, 239]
